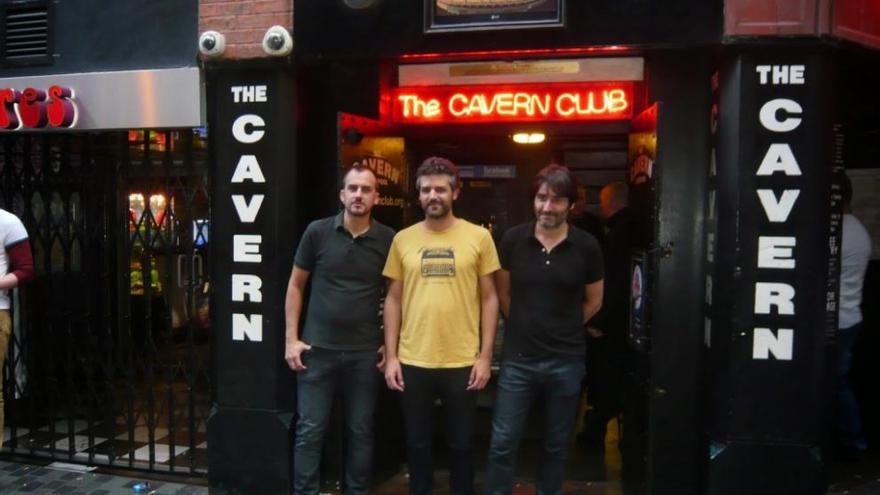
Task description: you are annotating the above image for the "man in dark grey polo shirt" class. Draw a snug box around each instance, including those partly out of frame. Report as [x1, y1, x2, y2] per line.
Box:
[486, 164, 604, 495]
[285, 163, 395, 495]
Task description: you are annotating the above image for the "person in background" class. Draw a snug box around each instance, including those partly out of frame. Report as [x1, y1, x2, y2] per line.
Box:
[0, 208, 33, 445]
[383, 156, 499, 495]
[569, 184, 605, 245]
[486, 165, 604, 495]
[579, 181, 639, 456]
[285, 163, 395, 495]
[835, 174, 872, 458]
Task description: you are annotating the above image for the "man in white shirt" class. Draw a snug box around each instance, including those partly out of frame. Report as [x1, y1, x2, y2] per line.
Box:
[836, 174, 872, 456]
[0, 208, 33, 445]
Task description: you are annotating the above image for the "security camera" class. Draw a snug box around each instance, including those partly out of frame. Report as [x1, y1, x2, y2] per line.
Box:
[199, 31, 226, 57]
[262, 25, 293, 56]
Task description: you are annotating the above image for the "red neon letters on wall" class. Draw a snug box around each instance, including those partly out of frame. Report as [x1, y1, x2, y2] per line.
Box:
[0, 85, 77, 130]
[391, 82, 634, 124]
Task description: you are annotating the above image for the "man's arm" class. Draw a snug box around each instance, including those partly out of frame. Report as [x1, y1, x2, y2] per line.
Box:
[583, 279, 604, 324]
[284, 265, 312, 371]
[468, 273, 499, 391]
[0, 240, 33, 290]
[383, 278, 405, 391]
[495, 269, 511, 319]
[375, 280, 391, 370]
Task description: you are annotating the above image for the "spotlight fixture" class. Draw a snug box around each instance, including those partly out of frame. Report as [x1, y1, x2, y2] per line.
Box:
[512, 132, 545, 144]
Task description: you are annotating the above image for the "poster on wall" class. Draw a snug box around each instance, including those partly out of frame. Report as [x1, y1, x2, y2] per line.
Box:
[340, 136, 408, 231]
[425, 0, 563, 32]
[629, 251, 650, 351]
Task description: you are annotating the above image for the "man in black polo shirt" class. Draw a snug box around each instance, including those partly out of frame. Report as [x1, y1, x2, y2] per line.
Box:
[284, 163, 395, 495]
[485, 164, 604, 495]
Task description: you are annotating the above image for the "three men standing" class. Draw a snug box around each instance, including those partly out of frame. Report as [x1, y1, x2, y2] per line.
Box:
[486, 165, 604, 495]
[383, 157, 500, 495]
[285, 164, 394, 495]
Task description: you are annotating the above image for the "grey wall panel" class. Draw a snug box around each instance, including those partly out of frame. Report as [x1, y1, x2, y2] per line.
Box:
[2, 0, 197, 77]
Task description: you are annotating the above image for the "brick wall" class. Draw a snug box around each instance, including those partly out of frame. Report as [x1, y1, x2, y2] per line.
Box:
[199, 0, 293, 60]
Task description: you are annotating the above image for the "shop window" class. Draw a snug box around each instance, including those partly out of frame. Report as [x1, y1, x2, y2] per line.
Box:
[49, 237, 63, 273]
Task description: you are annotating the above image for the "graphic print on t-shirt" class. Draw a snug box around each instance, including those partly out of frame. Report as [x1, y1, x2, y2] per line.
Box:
[420, 247, 455, 277]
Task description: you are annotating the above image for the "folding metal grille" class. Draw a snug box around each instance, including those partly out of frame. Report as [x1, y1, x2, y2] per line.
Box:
[0, 130, 211, 475]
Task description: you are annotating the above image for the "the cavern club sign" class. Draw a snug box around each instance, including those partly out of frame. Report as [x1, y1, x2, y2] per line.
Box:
[0, 85, 78, 130]
[392, 82, 634, 124]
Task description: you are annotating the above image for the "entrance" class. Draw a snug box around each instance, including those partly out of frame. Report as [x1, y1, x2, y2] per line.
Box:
[0, 130, 211, 475]
[335, 103, 661, 490]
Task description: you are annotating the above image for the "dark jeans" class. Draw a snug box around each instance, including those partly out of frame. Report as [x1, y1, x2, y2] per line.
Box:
[294, 347, 380, 495]
[400, 364, 477, 495]
[486, 356, 586, 495]
[836, 322, 867, 450]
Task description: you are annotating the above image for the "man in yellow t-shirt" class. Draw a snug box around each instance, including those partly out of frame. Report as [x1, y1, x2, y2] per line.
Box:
[383, 156, 499, 495]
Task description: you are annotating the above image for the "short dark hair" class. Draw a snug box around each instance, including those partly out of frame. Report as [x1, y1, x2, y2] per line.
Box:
[415, 156, 460, 190]
[343, 161, 378, 187]
[533, 164, 577, 204]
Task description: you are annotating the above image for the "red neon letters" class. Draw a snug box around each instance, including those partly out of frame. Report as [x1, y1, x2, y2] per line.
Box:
[392, 82, 634, 124]
[0, 85, 77, 130]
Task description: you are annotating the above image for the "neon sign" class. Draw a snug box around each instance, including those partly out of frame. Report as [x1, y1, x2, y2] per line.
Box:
[0, 85, 78, 130]
[392, 82, 634, 124]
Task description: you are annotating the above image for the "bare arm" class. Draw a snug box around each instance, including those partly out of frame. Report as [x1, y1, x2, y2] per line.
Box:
[583, 279, 604, 324]
[383, 278, 405, 391]
[468, 273, 499, 391]
[284, 265, 311, 371]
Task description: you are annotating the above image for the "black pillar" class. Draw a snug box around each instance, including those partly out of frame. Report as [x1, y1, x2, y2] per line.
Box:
[206, 63, 298, 494]
[705, 47, 838, 495]
[643, 49, 712, 495]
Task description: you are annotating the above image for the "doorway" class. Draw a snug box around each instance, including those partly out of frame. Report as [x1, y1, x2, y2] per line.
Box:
[336, 109, 660, 490]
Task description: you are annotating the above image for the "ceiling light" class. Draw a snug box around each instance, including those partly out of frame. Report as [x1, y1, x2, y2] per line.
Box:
[512, 132, 545, 144]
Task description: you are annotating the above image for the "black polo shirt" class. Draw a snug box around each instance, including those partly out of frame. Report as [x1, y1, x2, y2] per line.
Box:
[294, 212, 395, 351]
[499, 222, 604, 358]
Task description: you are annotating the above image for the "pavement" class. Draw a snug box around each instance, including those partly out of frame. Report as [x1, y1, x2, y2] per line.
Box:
[0, 450, 878, 494]
[0, 458, 207, 494]
[826, 448, 880, 495]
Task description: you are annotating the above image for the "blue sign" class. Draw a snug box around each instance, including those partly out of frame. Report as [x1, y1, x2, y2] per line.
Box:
[458, 165, 516, 179]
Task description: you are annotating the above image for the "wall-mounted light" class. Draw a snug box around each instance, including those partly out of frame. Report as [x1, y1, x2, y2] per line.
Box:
[512, 132, 545, 144]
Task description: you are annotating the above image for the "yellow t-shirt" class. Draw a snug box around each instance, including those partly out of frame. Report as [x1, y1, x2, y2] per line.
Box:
[383, 219, 500, 368]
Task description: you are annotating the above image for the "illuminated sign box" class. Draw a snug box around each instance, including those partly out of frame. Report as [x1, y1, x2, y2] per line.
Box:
[392, 82, 634, 124]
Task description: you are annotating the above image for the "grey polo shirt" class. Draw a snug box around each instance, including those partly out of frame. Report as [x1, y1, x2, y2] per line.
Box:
[294, 212, 395, 351]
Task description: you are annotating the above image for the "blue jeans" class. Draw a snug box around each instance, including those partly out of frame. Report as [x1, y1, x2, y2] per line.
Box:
[293, 347, 380, 495]
[836, 323, 867, 450]
[485, 356, 586, 495]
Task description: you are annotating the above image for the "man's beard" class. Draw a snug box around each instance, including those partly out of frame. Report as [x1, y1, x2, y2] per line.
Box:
[346, 202, 369, 217]
[424, 201, 449, 219]
[537, 212, 564, 229]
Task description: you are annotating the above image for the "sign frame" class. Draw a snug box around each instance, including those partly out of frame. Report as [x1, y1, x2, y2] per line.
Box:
[424, 0, 564, 33]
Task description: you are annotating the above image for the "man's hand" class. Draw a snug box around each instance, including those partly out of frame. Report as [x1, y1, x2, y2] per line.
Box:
[384, 357, 405, 391]
[467, 356, 492, 391]
[586, 326, 604, 339]
[376, 345, 386, 371]
[285, 339, 312, 371]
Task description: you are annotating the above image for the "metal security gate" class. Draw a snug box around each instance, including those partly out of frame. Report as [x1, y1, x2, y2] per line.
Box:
[0, 130, 211, 475]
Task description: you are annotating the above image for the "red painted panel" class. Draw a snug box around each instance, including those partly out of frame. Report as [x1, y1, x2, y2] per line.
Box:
[725, 0, 820, 36]
[834, 0, 880, 49]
